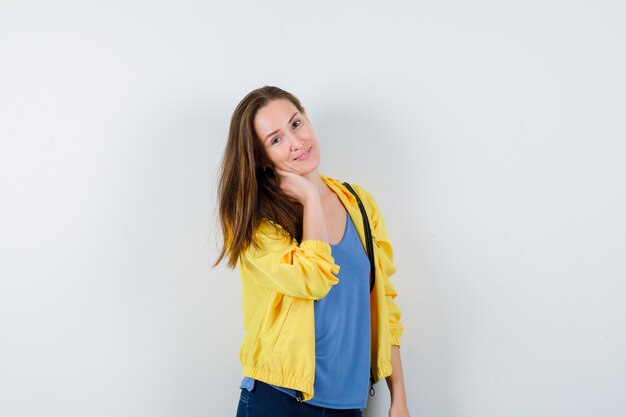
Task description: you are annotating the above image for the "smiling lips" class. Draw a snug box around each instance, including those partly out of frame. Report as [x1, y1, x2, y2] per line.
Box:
[294, 146, 312, 161]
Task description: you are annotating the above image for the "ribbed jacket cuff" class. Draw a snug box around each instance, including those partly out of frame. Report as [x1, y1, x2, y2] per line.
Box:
[300, 239, 332, 254]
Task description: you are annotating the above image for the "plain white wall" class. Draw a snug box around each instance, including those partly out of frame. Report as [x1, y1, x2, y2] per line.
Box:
[1, 1, 625, 416]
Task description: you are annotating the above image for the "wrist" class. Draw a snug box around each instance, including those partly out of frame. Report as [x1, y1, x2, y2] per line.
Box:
[389, 403, 410, 417]
[302, 190, 321, 206]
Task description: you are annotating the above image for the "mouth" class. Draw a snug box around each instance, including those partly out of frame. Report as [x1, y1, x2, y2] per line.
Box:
[294, 146, 312, 161]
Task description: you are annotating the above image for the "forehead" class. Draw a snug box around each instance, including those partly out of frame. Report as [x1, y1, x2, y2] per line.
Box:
[254, 99, 299, 137]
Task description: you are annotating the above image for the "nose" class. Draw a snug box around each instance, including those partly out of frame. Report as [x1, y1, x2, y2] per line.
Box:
[287, 133, 304, 151]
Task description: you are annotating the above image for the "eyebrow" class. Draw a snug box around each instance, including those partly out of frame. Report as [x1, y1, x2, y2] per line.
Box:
[263, 112, 299, 144]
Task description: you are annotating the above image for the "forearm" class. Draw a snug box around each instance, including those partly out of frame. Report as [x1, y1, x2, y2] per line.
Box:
[386, 345, 409, 410]
[301, 194, 328, 243]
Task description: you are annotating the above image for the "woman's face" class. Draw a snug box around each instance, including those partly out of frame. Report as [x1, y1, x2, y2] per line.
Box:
[253, 98, 321, 176]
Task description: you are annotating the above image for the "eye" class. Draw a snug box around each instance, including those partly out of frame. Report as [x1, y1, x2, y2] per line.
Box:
[292, 119, 301, 129]
[271, 136, 283, 145]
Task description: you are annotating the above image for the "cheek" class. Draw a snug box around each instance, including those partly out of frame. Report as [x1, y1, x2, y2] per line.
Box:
[266, 147, 288, 165]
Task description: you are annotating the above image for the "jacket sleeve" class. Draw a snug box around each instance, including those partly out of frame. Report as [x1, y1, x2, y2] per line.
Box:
[238, 220, 340, 300]
[355, 185, 404, 347]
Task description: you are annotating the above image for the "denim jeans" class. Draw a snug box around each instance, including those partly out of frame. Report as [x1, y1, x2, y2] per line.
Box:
[236, 380, 364, 417]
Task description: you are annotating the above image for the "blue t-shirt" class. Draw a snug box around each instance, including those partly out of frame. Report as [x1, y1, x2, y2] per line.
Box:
[240, 211, 371, 409]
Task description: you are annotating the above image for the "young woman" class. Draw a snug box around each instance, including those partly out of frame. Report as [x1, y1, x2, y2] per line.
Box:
[215, 86, 410, 417]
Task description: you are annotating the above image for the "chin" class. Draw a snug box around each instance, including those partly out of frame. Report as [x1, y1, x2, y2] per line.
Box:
[297, 159, 320, 172]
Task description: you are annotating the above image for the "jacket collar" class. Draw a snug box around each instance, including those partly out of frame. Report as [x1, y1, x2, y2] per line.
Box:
[320, 174, 357, 204]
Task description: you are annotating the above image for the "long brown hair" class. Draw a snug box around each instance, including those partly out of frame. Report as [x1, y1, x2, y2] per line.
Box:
[214, 86, 306, 268]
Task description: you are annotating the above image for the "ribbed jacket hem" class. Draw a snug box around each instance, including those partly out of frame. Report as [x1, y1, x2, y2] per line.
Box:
[242, 364, 314, 401]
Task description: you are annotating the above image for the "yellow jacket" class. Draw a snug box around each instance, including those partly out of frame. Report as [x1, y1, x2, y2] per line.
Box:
[237, 175, 403, 401]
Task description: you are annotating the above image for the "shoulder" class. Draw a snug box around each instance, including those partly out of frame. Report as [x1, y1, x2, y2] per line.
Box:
[254, 218, 291, 240]
[347, 182, 381, 214]
[247, 219, 295, 253]
[321, 174, 378, 206]
[239, 220, 294, 262]
[322, 177, 378, 213]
